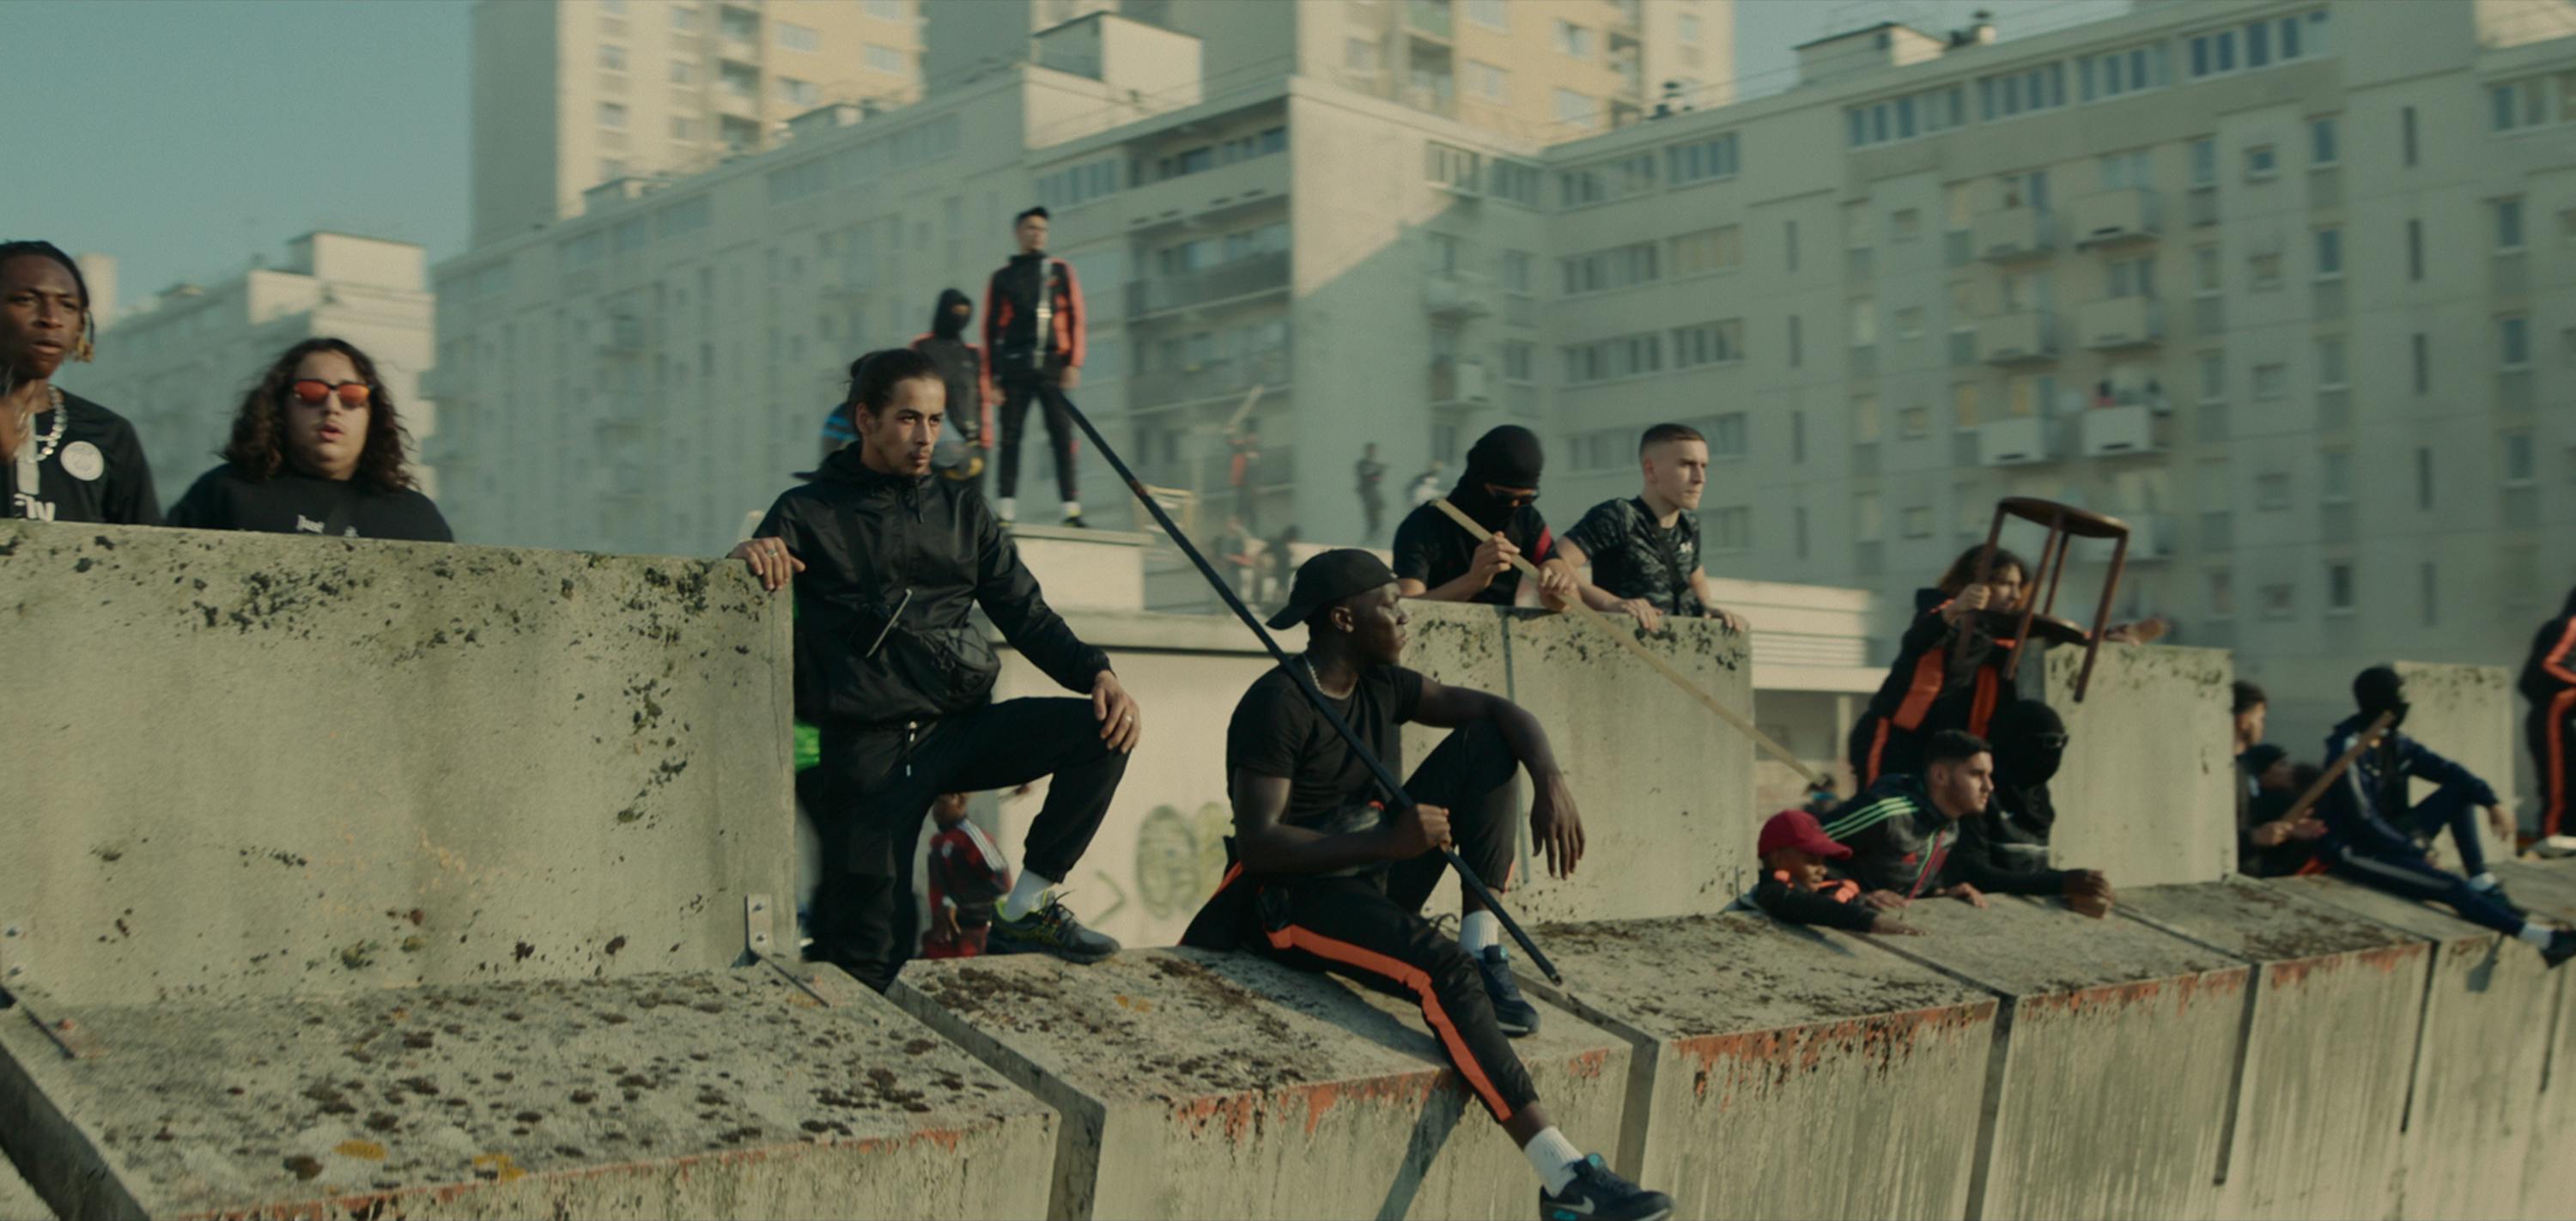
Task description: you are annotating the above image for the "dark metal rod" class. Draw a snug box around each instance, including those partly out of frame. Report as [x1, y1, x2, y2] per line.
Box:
[1047, 392, 1563, 983]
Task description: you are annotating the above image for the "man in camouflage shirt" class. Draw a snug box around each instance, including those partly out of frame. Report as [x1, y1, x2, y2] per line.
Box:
[1558, 422, 1746, 634]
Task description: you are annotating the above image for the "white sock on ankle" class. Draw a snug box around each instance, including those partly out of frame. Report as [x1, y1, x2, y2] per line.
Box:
[2470, 872, 2500, 890]
[1061, 500, 1083, 519]
[1460, 910, 1502, 957]
[998, 497, 1018, 521]
[2516, 923, 2555, 947]
[1523, 1127, 1584, 1194]
[999, 870, 1056, 921]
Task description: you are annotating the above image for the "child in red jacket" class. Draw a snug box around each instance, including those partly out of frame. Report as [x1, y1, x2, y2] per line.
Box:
[922, 793, 1012, 959]
[1749, 810, 1923, 937]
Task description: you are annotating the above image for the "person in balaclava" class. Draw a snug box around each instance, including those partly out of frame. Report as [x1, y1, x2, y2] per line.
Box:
[911, 288, 992, 486]
[1389, 425, 1576, 608]
[2320, 665, 2574, 966]
[1947, 698, 2113, 908]
[2519, 584, 2576, 856]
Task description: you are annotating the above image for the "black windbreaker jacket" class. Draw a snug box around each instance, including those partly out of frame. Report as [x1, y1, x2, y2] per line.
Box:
[756, 447, 1109, 724]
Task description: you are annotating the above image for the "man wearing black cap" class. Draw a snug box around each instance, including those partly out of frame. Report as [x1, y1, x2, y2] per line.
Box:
[982, 206, 1087, 526]
[2321, 665, 2573, 965]
[1390, 424, 1577, 607]
[1181, 549, 1675, 1221]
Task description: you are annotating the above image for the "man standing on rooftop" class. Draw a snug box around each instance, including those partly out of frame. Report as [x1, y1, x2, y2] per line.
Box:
[982, 206, 1087, 528]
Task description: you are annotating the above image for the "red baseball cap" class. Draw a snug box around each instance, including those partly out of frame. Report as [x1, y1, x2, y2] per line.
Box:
[1758, 810, 1853, 860]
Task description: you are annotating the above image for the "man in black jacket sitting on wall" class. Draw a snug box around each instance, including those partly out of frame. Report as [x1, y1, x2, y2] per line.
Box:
[733, 349, 1143, 992]
[1820, 728, 2108, 913]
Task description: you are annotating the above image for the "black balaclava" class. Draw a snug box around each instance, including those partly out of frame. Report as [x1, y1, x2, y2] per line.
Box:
[1449, 425, 1545, 532]
[2354, 665, 2409, 730]
[1990, 698, 2069, 787]
[929, 288, 972, 341]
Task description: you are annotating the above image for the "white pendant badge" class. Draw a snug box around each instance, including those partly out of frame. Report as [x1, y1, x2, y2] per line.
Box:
[60, 440, 104, 483]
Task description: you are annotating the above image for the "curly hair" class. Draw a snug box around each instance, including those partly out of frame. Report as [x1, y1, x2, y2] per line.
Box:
[1938, 543, 2029, 598]
[222, 337, 416, 492]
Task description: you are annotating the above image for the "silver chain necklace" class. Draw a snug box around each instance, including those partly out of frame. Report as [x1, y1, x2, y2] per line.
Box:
[15, 385, 65, 464]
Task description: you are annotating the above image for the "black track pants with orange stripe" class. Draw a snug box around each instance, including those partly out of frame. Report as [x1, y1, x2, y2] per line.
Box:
[1250, 720, 1537, 1123]
[2531, 696, 2576, 840]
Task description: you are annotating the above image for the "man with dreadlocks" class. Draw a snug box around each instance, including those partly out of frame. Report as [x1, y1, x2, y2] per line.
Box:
[1, 241, 159, 525]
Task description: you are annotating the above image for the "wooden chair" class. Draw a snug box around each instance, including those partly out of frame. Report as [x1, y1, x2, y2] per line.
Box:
[1968, 496, 2133, 702]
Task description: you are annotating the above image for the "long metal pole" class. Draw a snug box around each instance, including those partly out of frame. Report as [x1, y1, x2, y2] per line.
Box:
[1051, 392, 1562, 983]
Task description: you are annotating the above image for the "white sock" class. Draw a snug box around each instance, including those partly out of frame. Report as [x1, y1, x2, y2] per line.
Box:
[1061, 500, 1083, 519]
[2516, 923, 2555, 947]
[998, 497, 1017, 521]
[999, 870, 1055, 921]
[1522, 1127, 1584, 1194]
[1460, 910, 1502, 957]
[2470, 872, 2500, 891]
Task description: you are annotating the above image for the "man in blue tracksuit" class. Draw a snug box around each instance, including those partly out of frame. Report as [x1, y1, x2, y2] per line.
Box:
[2321, 665, 2573, 967]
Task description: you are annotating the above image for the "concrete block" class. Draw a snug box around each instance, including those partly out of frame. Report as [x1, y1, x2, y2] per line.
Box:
[0, 1157, 46, 1221]
[2119, 880, 2433, 1220]
[1009, 525, 1151, 613]
[2038, 643, 2237, 887]
[1522, 915, 1998, 1220]
[0, 967, 1054, 1220]
[2487, 860, 2576, 1219]
[2392, 662, 2521, 877]
[1864, 896, 2250, 1220]
[2282, 876, 2555, 1221]
[0, 523, 794, 1005]
[890, 948, 1631, 1220]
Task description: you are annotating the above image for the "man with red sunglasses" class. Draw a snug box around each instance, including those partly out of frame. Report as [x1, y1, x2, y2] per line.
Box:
[167, 338, 449, 540]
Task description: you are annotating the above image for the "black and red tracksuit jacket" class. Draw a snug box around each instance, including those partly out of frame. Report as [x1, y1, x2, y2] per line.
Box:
[982, 253, 1085, 374]
[2519, 588, 2576, 707]
[1862, 589, 2017, 737]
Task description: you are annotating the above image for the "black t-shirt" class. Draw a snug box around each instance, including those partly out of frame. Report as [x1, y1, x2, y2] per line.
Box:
[1391, 501, 1554, 606]
[4, 391, 161, 525]
[1226, 661, 1425, 835]
[1564, 497, 1704, 616]
[166, 465, 453, 541]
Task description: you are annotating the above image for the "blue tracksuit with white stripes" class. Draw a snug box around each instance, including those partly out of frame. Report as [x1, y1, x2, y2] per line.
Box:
[2317, 715, 2522, 935]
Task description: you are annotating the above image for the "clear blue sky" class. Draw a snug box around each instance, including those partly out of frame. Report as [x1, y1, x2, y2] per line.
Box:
[14, 0, 2125, 308]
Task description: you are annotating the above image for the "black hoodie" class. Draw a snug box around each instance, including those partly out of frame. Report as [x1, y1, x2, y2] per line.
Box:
[1389, 425, 1555, 604]
[2519, 585, 2576, 702]
[911, 289, 987, 443]
[754, 446, 1109, 724]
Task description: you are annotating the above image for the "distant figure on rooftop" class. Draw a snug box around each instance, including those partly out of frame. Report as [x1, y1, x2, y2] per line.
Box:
[1557, 422, 1748, 635]
[984, 206, 1086, 527]
[1407, 460, 1446, 508]
[2518, 585, 2576, 856]
[2, 240, 160, 525]
[1355, 442, 1387, 541]
[1391, 425, 1576, 609]
[912, 288, 992, 487]
[167, 337, 449, 541]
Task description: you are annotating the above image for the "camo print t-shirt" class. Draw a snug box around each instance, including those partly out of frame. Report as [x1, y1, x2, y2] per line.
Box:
[1564, 497, 1702, 617]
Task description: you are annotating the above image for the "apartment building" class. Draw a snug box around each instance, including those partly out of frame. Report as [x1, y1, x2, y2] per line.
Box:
[928, 0, 1730, 143]
[1528, 0, 2576, 751]
[471, 0, 926, 244]
[71, 233, 440, 501]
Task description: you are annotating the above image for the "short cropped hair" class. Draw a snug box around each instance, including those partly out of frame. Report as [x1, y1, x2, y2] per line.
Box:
[1014, 206, 1050, 226]
[1925, 730, 1992, 769]
[2231, 680, 2268, 715]
[1638, 422, 1704, 456]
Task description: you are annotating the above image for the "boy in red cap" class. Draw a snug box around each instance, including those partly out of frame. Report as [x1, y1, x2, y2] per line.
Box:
[1751, 809, 1923, 936]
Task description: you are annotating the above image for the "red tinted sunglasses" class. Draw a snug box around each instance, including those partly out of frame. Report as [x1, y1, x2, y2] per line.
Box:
[289, 379, 371, 408]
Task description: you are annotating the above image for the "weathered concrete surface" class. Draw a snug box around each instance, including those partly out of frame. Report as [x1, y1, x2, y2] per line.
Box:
[1522, 915, 1996, 1220]
[0, 966, 1053, 1220]
[2394, 662, 2522, 878]
[0, 522, 795, 1005]
[2487, 860, 2576, 1219]
[0, 1157, 46, 1221]
[2283, 875, 2555, 1221]
[2120, 880, 2432, 1220]
[890, 949, 1630, 1220]
[1010, 524, 1151, 612]
[2037, 643, 2237, 887]
[1862, 896, 2250, 1220]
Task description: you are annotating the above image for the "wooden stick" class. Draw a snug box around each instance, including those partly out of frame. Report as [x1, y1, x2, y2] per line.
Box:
[2275, 710, 2398, 826]
[1429, 498, 1822, 787]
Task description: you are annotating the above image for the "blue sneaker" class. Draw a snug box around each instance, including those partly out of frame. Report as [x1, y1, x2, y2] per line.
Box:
[1541, 1154, 1673, 1221]
[1477, 945, 1540, 1037]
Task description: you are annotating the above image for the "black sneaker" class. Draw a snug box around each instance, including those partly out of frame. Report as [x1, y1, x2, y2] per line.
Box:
[1061, 513, 1087, 528]
[1542, 1154, 1673, 1221]
[2544, 928, 2576, 971]
[987, 895, 1120, 963]
[1477, 945, 1540, 1038]
[2476, 881, 2529, 919]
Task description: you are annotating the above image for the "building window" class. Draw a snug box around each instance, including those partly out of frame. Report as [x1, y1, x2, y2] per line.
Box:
[670, 58, 698, 86]
[2415, 446, 2435, 510]
[598, 101, 628, 131]
[671, 5, 695, 32]
[2099, 149, 2151, 191]
[599, 43, 628, 72]
[1466, 0, 1507, 30]
[1844, 85, 1967, 149]
[2197, 351, 2224, 402]
[2314, 227, 2342, 278]
[2318, 336, 2347, 388]
[1503, 341, 1534, 382]
[1891, 209, 1922, 241]
[777, 76, 817, 107]
[2244, 145, 2277, 180]
[2190, 10, 2328, 81]
[1896, 307, 1925, 340]
[1856, 494, 1882, 542]
[2322, 449, 2351, 501]
[1953, 383, 1982, 428]
[719, 5, 757, 43]
[1669, 226, 1741, 276]
[1553, 89, 1598, 126]
[1346, 38, 1382, 72]
[866, 44, 908, 75]
[1785, 221, 1800, 272]
[2401, 105, 2419, 167]
[2406, 219, 2424, 281]
[2257, 471, 2293, 508]
[2207, 568, 2236, 618]
[1709, 413, 1749, 459]
[671, 116, 695, 140]
[775, 21, 819, 52]
[1559, 240, 1657, 295]
[598, 157, 627, 183]
[1788, 315, 1803, 367]
[2249, 252, 2282, 291]
[1553, 21, 1593, 58]
[1793, 507, 1809, 558]
[2489, 76, 2555, 133]
[2328, 563, 2355, 615]
[1850, 297, 1876, 347]
[2192, 246, 2221, 294]
[1469, 60, 1508, 103]
[2078, 44, 2170, 102]
[2501, 315, 2532, 368]
[1708, 507, 1751, 552]
[2503, 429, 2536, 484]
[2108, 254, 2155, 298]
[2412, 333, 2431, 393]
[2188, 137, 2216, 188]
[1899, 404, 1931, 439]
[2496, 197, 2525, 250]
[1666, 133, 1738, 184]
[1852, 395, 1881, 444]
[864, 0, 904, 18]
[1671, 319, 1744, 368]
[2309, 116, 2339, 166]
[1901, 506, 1933, 539]
[1792, 411, 1807, 463]
[2253, 363, 2286, 399]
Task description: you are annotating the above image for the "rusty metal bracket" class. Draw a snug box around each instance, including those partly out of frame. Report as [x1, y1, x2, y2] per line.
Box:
[743, 893, 775, 959]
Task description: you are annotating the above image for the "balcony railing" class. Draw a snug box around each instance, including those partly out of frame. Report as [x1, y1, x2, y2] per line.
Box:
[1430, 356, 1489, 404]
[2078, 296, 2163, 349]
[2078, 404, 2157, 458]
[1425, 271, 1494, 319]
[2069, 189, 2160, 247]
[1972, 208, 2056, 262]
[1125, 252, 1291, 319]
[1129, 350, 1290, 407]
[1976, 312, 2057, 365]
[2077, 513, 2172, 562]
[1976, 416, 2062, 465]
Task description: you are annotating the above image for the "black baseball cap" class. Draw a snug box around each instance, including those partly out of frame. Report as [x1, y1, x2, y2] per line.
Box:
[2242, 744, 2288, 773]
[1267, 549, 1398, 629]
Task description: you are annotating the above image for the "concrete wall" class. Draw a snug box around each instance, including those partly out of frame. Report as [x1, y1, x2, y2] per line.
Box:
[2395, 662, 2521, 872]
[2492, 860, 2576, 1217]
[2036, 642, 2237, 887]
[0, 522, 796, 1005]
